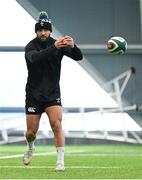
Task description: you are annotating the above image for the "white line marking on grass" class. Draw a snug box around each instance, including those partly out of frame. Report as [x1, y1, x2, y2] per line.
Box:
[0, 150, 85, 159]
[0, 165, 121, 169]
[67, 153, 142, 157]
[1, 151, 142, 160]
[0, 154, 23, 159]
[0, 152, 55, 159]
[1, 179, 142, 180]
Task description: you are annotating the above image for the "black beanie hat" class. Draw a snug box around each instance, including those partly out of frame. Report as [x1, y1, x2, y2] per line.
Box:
[35, 11, 52, 32]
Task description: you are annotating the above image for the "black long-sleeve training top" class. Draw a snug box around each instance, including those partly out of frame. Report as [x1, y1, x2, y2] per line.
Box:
[25, 36, 83, 102]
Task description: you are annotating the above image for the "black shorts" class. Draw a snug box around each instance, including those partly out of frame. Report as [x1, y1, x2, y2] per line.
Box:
[25, 96, 62, 115]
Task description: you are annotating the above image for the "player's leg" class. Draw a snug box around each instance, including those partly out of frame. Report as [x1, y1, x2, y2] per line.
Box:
[23, 114, 41, 165]
[45, 105, 65, 171]
[25, 114, 41, 151]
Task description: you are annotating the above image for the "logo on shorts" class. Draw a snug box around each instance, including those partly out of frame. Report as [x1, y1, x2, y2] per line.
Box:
[56, 98, 61, 103]
[28, 107, 36, 113]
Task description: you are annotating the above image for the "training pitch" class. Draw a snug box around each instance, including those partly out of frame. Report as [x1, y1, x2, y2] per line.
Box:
[0, 144, 142, 179]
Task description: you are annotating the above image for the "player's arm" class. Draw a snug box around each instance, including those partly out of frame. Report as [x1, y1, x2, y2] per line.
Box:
[63, 44, 83, 61]
[61, 36, 83, 61]
[25, 43, 57, 63]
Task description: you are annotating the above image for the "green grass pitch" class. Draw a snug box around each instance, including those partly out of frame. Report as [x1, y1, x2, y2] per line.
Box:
[0, 144, 142, 179]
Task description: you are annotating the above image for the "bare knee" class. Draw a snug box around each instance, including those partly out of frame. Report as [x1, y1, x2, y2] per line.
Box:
[51, 119, 62, 133]
[26, 130, 36, 142]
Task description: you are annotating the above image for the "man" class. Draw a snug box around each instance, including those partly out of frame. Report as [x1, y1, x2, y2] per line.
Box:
[23, 11, 83, 171]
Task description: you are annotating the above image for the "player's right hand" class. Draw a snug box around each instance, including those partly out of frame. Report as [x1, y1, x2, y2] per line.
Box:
[54, 38, 67, 49]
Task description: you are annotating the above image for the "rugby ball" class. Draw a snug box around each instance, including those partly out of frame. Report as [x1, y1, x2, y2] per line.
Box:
[107, 36, 127, 55]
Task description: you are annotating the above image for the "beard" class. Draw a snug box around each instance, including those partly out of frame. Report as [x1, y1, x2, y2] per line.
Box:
[39, 36, 48, 42]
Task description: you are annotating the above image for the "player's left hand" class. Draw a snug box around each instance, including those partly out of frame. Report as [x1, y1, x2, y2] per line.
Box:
[63, 35, 74, 48]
